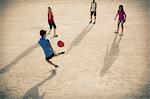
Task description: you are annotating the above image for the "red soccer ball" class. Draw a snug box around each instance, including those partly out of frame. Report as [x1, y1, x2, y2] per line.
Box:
[57, 40, 64, 47]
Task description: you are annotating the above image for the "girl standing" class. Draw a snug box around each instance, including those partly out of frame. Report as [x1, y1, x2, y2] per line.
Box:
[114, 5, 126, 36]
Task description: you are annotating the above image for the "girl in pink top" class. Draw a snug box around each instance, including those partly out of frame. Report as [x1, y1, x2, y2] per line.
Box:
[114, 5, 126, 36]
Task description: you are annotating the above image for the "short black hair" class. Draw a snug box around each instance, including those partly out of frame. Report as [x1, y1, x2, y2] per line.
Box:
[48, 6, 51, 9]
[119, 5, 124, 11]
[40, 30, 46, 37]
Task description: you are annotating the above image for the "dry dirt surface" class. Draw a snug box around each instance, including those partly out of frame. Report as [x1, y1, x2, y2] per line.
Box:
[0, 0, 150, 99]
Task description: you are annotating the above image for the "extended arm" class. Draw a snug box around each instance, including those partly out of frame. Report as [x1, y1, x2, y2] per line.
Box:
[90, 2, 92, 11]
[114, 11, 118, 20]
[124, 12, 127, 21]
[95, 2, 97, 11]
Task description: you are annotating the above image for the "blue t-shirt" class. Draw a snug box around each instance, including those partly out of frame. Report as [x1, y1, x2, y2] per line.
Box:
[38, 37, 54, 58]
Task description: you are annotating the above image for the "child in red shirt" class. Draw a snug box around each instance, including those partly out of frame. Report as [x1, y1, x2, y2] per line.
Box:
[48, 7, 58, 37]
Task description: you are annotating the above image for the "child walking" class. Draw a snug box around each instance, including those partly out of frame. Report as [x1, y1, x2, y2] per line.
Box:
[48, 7, 58, 37]
[114, 5, 126, 36]
[38, 30, 65, 68]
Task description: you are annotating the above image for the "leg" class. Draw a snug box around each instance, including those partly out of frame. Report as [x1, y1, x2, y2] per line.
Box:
[119, 23, 124, 36]
[114, 21, 120, 33]
[54, 51, 65, 57]
[52, 22, 58, 37]
[46, 59, 59, 68]
[121, 22, 124, 33]
[94, 16, 96, 23]
[117, 21, 120, 32]
[48, 23, 52, 34]
[93, 11, 96, 24]
[54, 28, 56, 36]
[89, 12, 93, 23]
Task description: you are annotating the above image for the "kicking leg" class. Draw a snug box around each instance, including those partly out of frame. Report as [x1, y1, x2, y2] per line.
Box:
[46, 59, 59, 68]
[54, 51, 65, 57]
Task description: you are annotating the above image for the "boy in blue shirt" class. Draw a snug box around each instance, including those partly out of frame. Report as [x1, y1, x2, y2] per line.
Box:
[38, 30, 65, 68]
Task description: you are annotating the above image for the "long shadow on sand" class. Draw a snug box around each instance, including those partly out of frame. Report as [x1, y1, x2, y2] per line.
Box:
[0, 24, 93, 75]
[101, 34, 122, 77]
[67, 24, 94, 53]
[0, 43, 39, 74]
[0, 34, 54, 75]
[23, 69, 56, 99]
[0, 43, 39, 75]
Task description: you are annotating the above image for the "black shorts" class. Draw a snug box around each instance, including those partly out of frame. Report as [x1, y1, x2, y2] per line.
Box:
[45, 53, 54, 61]
[49, 22, 57, 29]
[118, 20, 125, 24]
[91, 11, 96, 16]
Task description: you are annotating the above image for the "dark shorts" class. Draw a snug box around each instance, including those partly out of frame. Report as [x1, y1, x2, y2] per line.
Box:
[49, 22, 57, 29]
[91, 11, 96, 16]
[45, 53, 54, 61]
[118, 20, 125, 24]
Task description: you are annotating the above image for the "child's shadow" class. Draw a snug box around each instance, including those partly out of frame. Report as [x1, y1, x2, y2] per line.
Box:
[0, 44, 39, 75]
[22, 70, 56, 99]
[0, 34, 53, 75]
[101, 34, 122, 77]
[67, 24, 93, 53]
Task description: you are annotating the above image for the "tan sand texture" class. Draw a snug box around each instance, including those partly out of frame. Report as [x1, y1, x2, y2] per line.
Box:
[0, 0, 150, 99]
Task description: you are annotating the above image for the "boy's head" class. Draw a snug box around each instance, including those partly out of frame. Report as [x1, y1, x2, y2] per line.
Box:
[48, 7, 52, 11]
[40, 30, 46, 37]
[93, 0, 95, 2]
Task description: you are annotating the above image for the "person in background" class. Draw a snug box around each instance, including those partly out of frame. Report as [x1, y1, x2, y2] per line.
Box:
[89, 0, 97, 24]
[48, 7, 58, 37]
[114, 5, 126, 36]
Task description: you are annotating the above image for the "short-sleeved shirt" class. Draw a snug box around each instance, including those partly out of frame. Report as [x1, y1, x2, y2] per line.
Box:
[38, 37, 54, 58]
[48, 11, 54, 23]
[91, 2, 97, 12]
[117, 10, 126, 21]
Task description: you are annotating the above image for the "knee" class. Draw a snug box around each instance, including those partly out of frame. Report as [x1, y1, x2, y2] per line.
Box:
[121, 24, 123, 27]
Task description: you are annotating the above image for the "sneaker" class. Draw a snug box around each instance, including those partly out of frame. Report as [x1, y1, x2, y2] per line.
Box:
[89, 21, 92, 24]
[114, 31, 119, 34]
[54, 65, 59, 68]
[54, 34, 58, 37]
[58, 51, 65, 55]
[93, 22, 96, 24]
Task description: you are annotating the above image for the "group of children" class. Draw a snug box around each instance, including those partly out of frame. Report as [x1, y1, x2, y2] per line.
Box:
[89, 0, 126, 35]
[38, 7, 64, 68]
[38, 0, 127, 68]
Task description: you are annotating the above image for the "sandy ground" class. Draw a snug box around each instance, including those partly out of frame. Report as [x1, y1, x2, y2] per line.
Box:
[0, 0, 150, 99]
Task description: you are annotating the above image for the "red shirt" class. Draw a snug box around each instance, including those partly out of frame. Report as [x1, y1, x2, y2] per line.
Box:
[48, 11, 54, 23]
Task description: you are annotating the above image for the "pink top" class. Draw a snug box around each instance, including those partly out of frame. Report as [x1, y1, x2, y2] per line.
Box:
[117, 10, 126, 20]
